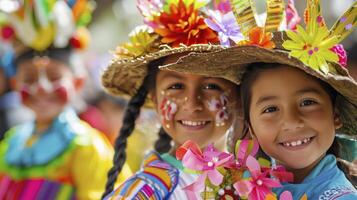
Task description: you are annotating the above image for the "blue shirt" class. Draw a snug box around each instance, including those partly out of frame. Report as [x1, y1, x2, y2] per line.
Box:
[274, 155, 357, 199]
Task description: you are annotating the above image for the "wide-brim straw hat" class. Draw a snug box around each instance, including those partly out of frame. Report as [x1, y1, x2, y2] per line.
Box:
[102, 44, 224, 100]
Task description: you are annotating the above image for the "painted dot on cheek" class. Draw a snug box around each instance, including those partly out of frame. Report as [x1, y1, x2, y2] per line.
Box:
[166, 124, 170, 129]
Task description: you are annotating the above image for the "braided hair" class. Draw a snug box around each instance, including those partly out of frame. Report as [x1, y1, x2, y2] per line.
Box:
[155, 127, 172, 154]
[102, 58, 172, 198]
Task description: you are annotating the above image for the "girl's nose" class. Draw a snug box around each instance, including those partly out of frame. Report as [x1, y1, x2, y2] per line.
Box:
[281, 108, 304, 132]
[182, 91, 204, 112]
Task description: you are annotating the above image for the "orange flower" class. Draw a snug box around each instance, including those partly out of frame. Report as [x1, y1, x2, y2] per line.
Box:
[154, 0, 218, 47]
[238, 27, 275, 49]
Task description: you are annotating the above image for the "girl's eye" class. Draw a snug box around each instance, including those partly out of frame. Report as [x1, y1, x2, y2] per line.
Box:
[203, 83, 222, 91]
[262, 106, 278, 114]
[168, 83, 184, 90]
[300, 99, 317, 106]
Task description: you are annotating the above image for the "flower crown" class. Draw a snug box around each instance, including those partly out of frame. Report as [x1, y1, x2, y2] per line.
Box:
[0, 0, 95, 52]
[176, 140, 308, 200]
[115, 0, 356, 75]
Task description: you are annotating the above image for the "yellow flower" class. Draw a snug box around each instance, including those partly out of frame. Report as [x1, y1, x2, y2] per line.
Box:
[115, 26, 160, 58]
[283, 25, 339, 74]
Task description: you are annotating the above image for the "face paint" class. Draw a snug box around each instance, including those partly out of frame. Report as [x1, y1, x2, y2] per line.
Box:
[160, 97, 178, 122]
[19, 80, 70, 103]
[207, 93, 230, 127]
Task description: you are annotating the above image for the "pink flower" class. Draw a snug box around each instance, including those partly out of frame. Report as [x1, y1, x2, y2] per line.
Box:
[235, 139, 259, 166]
[137, 0, 163, 28]
[330, 44, 347, 68]
[269, 165, 294, 183]
[213, 0, 232, 14]
[234, 156, 282, 200]
[179, 141, 234, 193]
[285, 0, 301, 30]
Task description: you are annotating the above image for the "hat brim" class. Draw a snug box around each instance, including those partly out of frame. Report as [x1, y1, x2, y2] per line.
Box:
[101, 44, 224, 106]
[161, 45, 357, 136]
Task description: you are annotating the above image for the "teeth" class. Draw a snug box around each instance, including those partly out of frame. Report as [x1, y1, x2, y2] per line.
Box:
[283, 137, 311, 147]
[181, 120, 206, 126]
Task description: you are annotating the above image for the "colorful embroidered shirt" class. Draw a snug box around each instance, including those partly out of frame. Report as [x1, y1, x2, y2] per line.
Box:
[273, 154, 357, 200]
[0, 109, 132, 200]
[104, 151, 200, 200]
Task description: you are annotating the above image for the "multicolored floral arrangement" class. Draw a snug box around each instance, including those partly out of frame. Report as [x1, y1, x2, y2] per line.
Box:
[0, 0, 95, 51]
[114, 0, 355, 76]
[175, 139, 304, 200]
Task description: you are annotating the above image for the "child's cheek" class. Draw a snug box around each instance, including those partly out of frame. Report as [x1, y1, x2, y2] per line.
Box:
[19, 81, 72, 104]
[206, 93, 230, 127]
[19, 85, 31, 104]
[159, 97, 178, 128]
[54, 85, 69, 103]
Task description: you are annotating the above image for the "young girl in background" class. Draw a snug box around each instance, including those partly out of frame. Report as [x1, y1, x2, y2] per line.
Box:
[0, 1, 131, 199]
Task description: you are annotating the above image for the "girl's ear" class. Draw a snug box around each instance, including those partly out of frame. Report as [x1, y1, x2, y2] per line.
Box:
[333, 108, 343, 129]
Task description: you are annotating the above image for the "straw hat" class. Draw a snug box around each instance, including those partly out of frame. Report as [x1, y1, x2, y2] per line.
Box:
[161, 0, 357, 135]
[102, 0, 233, 99]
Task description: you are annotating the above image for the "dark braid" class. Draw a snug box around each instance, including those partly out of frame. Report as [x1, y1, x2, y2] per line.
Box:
[154, 127, 172, 154]
[101, 77, 150, 199]
[101, 59, 164, 199]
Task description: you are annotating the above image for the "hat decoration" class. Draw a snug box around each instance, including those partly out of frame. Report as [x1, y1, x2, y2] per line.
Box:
[0, 0, 95, 52]
[114, 0, 220, 59]
[282, 0, 356, 73]
[113, 0, 305, 59]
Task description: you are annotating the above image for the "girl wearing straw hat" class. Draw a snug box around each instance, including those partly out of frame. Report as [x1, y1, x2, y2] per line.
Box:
[100, 0, 251, 199]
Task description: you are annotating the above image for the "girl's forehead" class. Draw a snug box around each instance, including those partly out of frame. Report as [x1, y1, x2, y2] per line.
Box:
[254, 66, 314, 84]
[251, 67, 326, 97]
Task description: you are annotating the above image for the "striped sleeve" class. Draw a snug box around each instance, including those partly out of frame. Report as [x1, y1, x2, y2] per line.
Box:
[104, 176, 163, 200]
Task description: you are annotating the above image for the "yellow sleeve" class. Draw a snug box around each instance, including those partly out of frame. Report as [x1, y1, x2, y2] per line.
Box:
[70, 122, 132, 200]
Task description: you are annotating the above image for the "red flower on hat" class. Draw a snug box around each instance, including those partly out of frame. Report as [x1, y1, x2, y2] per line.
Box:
[153, 0, 218, 47]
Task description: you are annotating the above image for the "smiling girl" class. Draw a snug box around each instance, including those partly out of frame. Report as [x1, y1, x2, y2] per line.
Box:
[100, 1, 246, 199]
